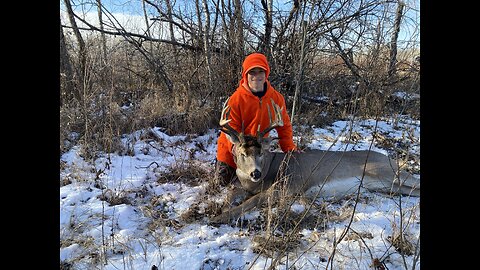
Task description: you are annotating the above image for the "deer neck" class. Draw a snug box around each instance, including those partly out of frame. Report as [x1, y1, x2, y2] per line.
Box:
[261, 151, 286, 192]
[263, 151, 282, 179]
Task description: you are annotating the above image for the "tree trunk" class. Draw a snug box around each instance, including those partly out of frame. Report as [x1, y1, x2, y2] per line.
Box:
[219, 0, 231, 52]
[63, 0, 87, 102]
[96, 0, 107, 63]
[291, 20, 307, 125]
[195, 0, 204, 48]
[260, 0, 273, 58]
[59, 20, 77, 104]
[234, 0, 244, 69]
[164, 0, 177, 54]
[142, 0, 153, 55]
[201, 0, 213, 107]
[388, 1, 405, 78]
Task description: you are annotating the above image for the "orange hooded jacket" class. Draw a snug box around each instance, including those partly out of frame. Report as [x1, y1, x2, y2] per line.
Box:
[216, 53, 297, 169]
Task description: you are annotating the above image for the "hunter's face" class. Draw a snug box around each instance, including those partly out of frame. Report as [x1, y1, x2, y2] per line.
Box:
[247, 68, 266, 92]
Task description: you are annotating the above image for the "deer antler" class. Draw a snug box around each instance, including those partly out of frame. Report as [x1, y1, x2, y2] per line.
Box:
[257, 98, 284, 138]
[219, 98, 243, 144]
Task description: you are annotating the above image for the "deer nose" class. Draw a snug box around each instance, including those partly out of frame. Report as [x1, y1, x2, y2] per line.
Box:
[251, 169, 261, 180]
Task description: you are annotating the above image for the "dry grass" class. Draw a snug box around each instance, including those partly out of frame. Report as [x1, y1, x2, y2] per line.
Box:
[180, 199, 224, 223]
[252, 234, 301, 257]
[388, 229, 416, 256]
[156, 160, 212, 186]
[97, 189, 132, 206]
[344, 230, 374, 241]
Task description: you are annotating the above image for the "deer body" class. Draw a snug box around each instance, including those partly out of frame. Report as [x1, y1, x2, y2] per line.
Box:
[211, 98, 420, 224]
[239, 149, 419, 196]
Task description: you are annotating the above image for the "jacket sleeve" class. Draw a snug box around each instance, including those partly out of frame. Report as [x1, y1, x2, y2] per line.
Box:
[275, 95, 297, 152]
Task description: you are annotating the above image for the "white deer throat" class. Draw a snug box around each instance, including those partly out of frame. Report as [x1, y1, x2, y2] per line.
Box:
[236, 168, 261, 183]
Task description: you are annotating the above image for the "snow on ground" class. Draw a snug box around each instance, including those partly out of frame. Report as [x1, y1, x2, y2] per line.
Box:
[60, 116, 420, 269]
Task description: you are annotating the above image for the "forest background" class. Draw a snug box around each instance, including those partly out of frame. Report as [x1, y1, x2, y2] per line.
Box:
[59, 0, 420, 157]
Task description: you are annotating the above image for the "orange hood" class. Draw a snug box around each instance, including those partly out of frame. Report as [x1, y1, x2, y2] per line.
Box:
[240, 53, 271, 87]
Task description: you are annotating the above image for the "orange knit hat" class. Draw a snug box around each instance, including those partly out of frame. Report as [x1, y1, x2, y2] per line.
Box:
[241, 53, 270, 79]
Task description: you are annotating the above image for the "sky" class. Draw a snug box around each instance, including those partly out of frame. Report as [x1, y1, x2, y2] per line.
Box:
[60, 102, 421, 270]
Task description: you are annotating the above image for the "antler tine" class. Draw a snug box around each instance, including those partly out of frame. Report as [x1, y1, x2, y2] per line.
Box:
[219, 98, 242, 143]
[258, 98, 284, 138]
[219, 98, 232, 126]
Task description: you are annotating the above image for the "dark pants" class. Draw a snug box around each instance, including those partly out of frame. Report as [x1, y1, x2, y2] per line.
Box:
[214, 160, 237, 186]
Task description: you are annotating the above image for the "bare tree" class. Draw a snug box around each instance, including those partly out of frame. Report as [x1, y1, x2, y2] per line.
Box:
[59, 19, 77, 104]
[96, 0, 107, 63]
[234, 0, 244, 67]
[63, 0, 87, 102]
[195, 0, 204, 48]
[164, 0, 177, 47]
[201, 0, 214, 106]
[259, 0, 273, 58]
[388, 0, 405, 78]
[272, 0, 299, 54]
[290, 20, 308, 125]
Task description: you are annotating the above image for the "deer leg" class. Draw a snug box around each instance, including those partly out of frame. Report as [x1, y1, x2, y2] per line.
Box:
[363, 168, 420, 197]
[210, 185, 283, 225]
[391, 171, 420, 196]
[225, 183, 251, 207]
[210, 192, 271, 224]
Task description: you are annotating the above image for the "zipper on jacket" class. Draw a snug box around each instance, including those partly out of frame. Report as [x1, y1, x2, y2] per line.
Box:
[258, 97, 263, 136]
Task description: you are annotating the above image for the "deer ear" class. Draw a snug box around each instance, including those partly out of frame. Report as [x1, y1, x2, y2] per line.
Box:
[260, 137, 278, 149]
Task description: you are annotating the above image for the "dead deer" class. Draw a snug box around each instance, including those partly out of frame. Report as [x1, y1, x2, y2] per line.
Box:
[210, 98, 420, 224]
